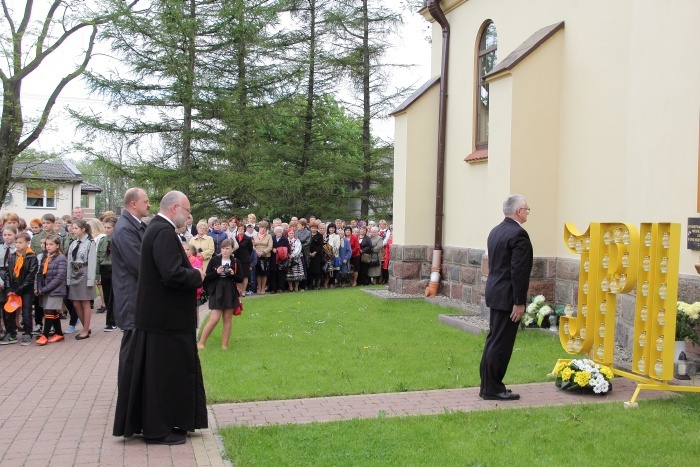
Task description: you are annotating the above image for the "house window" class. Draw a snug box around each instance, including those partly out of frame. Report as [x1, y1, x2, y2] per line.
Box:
[476, 21, 497, 149]
[81, 194, 90, 208]
[26, 188, 56, 208]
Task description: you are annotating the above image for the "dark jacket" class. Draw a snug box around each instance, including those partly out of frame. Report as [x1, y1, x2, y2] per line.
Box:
[37, 253, 67, 297]
[203, 255, 243, 296]
[484, 217, 534, 311]
[234, 234, 253, 266]
[270, 235, 290, 272]
[111, 212, 146, 330]
[209, 229, 228, 255]
[308, 232, 324, 275]
[57, 231, 72, 254]
[8, 250, 38, 295]
[359, 235, 372, 255]
[135, 215, 203, 333]
[296, 228, 311, 257]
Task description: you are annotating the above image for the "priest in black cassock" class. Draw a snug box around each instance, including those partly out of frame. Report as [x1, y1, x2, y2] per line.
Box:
[114, 190, 207, 445]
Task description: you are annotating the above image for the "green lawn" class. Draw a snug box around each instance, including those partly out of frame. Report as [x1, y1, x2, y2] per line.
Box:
[219, 394, 700, 466]
[199, 287, 569, 403]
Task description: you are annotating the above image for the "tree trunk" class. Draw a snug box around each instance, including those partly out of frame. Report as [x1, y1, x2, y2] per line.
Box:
[301, 0, 317, 175]
[360, 0, 371, 219]
[0, 78, 23, 202]
[181, 0, 197, 169]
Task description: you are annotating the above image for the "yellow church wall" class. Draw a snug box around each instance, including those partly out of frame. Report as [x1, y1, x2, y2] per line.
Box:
[409, 0, 700, 274]
[391, 83, 440, 246]
[507, 30, 563, 257]
[553, 1, 700, 273]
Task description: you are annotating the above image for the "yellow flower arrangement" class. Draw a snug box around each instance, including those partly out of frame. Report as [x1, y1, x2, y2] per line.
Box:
[574, 371, 591, 387]
[676, 301, 700, 345]
[561, 367, 573, 381]
[599, 366, 614, 380]
[552, 361, 567, 375]
[554, 359, 613, 394]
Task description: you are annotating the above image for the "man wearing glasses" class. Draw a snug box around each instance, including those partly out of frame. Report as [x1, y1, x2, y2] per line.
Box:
[479, 194, 533, 401]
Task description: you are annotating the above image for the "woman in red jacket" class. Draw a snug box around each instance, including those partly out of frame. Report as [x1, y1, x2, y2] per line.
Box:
[344, 227, 360, 287]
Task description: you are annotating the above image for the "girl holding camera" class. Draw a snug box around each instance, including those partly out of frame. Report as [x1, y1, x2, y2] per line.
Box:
[198, 239, 243, 350]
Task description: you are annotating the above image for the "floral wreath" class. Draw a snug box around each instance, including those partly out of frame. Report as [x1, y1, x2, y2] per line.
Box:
[553, 359, 614, 394]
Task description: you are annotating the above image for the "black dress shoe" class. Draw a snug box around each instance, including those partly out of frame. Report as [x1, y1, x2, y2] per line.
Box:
[479, 389, 511, 398]
[144, 432, 186, 445]
[482, 391, 520, 401]
[75, 333, 90, 340]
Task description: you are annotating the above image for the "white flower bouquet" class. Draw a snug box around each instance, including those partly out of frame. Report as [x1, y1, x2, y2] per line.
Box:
[521, 295, 556, 329]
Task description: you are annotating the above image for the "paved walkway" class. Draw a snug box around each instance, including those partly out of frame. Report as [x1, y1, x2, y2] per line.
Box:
[211, 378, 672, 428]
[0, 304, 224, 467]
[0, 302, 678, 466]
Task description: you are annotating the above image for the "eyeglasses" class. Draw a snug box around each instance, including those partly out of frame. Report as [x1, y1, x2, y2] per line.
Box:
[175, 204, 191, 214]
[518, 207, 531, 213]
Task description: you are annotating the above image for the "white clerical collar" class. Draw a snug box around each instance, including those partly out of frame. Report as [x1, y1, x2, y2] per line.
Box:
[157, 212, 176, 228]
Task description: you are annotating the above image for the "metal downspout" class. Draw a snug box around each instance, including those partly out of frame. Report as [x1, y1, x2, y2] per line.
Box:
[425, 0, 449, 297]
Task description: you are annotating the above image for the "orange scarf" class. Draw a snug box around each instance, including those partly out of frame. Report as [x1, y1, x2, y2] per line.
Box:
[14, 248, 35, 278]
[43, 253, 55, 275]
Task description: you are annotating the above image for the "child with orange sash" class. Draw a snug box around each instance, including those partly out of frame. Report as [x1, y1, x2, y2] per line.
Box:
[4, 232, 38, 345]
[35, 235, 67, 345]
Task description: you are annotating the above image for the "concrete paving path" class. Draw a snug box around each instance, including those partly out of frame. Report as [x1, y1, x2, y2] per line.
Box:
[0, 305, 225, 467]
[0, 302, 678, 466]
[211, 378, 672, 428]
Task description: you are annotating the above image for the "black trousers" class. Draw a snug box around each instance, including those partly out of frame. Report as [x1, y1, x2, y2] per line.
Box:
[358, 262, 370, 285]
[34, 295, 43, 326]
[2, 292, 33, 336]
[101, 268, 115, 327]
[479, 308, 519, 396]
[269, 269, 286, 292]
[64, 288, 78, 326]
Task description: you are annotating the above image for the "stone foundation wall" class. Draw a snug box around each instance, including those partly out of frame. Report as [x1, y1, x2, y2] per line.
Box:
[389, 244, 700, 357]
[389, 244, 556, 318]
[554, 257, 700, 358]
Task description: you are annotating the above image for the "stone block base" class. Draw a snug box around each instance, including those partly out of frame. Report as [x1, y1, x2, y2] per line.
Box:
[389, 244, 700, 358]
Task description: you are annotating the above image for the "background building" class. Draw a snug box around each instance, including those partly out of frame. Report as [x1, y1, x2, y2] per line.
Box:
[390, 0, 700, 349]
[2, 161, 102, 220]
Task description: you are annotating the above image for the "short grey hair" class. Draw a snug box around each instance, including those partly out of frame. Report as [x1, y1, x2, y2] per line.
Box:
[273, 226, 284, 234]
[503, 194, 526, 216]
[161, 190, 185, 211]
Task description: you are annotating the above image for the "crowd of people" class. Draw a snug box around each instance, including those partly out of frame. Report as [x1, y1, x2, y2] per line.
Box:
[0, 204, 393, 347]
[0, 190, 395, 445]
[180, 213, 393, 297]
[0, 207, 118, 345]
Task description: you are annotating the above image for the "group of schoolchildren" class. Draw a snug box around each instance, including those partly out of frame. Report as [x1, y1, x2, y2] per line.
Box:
[0, 212, 115, 346]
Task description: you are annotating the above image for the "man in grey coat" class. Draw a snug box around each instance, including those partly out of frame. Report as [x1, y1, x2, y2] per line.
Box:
[111, 187, 150, 436]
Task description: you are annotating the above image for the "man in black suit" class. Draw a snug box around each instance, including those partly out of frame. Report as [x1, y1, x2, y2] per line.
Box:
[115, 190, 206, 445]
[112, 188, 149, 437]
[479, 194, 533, 401]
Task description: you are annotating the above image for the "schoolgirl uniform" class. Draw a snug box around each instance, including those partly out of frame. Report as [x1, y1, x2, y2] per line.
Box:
[203, 255, 243, 311]
[0, 241, 16, 306]
[6, 246, 38, 343]
[36, 252, 67, 341]
[66, 233, 97, 301]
